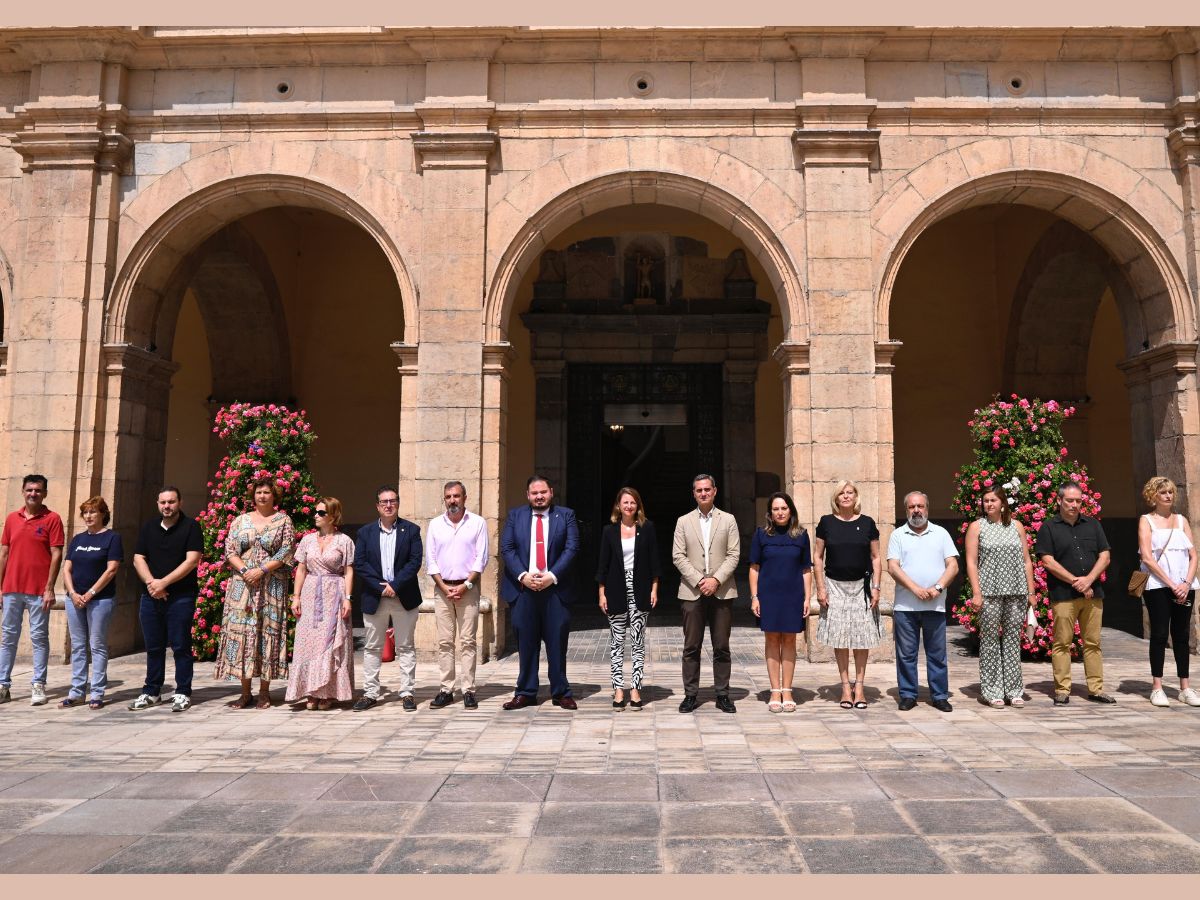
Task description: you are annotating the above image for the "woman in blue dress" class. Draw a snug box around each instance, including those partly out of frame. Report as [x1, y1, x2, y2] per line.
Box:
[749, 491, 813, 712]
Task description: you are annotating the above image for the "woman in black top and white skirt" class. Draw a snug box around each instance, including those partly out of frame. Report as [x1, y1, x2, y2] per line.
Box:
[814, 480, 883, 709]
[596, 487, 661, 710]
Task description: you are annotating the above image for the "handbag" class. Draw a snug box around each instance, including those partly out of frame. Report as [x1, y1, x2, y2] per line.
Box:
[1024, 605, 1039, 644]
[381, 627, 396, 662]
[1129, 521, 1169, 599]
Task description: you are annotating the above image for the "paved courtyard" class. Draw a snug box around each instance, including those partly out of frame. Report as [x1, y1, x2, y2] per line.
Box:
[0, 623, 1199, 874]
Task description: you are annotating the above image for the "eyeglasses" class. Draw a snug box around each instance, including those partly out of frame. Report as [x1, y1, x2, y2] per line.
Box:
[377, 499, 399, 506]
[314, 510, 328, 517]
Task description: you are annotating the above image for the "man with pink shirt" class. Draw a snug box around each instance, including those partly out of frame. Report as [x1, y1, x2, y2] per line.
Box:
[426, 481, 489, 710]
[0, 475, 65, 706]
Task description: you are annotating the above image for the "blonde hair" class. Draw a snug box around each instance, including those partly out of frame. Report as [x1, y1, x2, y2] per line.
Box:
[1142, 476, 1178, 510]
[609, 487, 647, 525]
[830, 480, 862, 515]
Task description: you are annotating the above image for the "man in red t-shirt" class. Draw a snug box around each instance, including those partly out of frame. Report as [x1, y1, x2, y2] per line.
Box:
[0, 474, 65, 705]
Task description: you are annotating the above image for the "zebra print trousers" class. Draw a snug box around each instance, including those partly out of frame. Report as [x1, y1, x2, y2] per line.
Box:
[607, 568, 648, 690]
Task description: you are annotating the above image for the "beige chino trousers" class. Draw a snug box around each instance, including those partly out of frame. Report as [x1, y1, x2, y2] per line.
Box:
[435, 585, 479, 693]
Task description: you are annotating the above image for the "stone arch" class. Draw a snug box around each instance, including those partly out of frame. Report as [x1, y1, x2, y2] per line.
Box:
[1003, 219, 1137, 398]
[107, 170, 418, 349]
[484, 161, 808, 343]
[874, 142, 1193, 352]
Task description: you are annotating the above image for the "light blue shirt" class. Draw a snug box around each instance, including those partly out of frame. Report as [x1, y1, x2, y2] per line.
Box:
[887, 521, 958, 613]
[379, 520, 397, 583]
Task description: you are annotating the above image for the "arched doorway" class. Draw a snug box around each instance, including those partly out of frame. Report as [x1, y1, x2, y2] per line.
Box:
[884, 178, 1195, 635]
[104, 178, 413, 589]
[492, 196, 799, 622]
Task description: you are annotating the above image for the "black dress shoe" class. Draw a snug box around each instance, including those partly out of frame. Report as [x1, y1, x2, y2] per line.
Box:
[463, 692, 478, 709]
[503, 694, 535, 710]
[715, 695, 736, 714]
[430, 690, 454, 709]
[678, 695, 698, 714]
[931, 698, 953, 713]
[897, 697, 917, 711]
[401, 695, 417, 712]
[1087, 692, 1117, 704]
[1053, 693, 1070, 705]
[552, 695, 578, 710]
[352, 696, 378, 711]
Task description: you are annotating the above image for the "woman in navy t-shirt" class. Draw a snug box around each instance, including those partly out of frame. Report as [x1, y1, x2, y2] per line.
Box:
[61, 496, 124, 709]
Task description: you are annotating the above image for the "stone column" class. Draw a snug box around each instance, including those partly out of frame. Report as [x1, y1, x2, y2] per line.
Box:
[480, 341, 515, 659]
[4, 55, 133, 661]
[773, 341, 812, 522]
[793, 58, 892, 661]
[1119, 342, 1200, 654]
[407, 59, 499, 653]
[101, 344, 178, 657]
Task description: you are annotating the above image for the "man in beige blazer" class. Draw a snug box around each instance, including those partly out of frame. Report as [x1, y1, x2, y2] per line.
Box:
[672, 473, 741, 713]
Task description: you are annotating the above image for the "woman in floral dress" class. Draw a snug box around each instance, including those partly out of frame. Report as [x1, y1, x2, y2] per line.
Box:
[286, 496, 355, 709]
[216, 477, 296, 709]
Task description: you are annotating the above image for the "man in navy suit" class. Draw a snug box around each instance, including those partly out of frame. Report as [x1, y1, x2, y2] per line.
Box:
[500, 475, 580, 710]
[353, 485, 423, 711]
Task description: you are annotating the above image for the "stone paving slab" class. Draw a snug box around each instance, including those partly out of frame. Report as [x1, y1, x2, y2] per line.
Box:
[0, 623, 1198, 872]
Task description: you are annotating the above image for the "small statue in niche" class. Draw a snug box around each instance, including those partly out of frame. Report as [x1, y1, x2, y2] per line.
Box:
[636, 255, 654, 299]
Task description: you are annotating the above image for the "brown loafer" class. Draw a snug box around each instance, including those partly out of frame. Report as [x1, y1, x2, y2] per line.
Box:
[551, 695, 577, 710]
[502, 694, 535, 710]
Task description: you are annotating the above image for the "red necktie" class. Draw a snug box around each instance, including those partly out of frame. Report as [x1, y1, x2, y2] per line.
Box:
[535, 513, 547, 571]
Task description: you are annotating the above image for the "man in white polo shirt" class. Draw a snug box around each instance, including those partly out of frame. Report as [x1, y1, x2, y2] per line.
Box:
[886, 491, 959, 713]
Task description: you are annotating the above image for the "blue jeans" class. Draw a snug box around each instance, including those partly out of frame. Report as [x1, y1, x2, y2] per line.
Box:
[139, 594, 195, 697]
[0, 593, 50, 687]
[894, 610, 949, 701]
[65, 597, 115, 700]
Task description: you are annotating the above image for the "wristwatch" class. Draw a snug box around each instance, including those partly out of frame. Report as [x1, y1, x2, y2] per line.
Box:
[933, 583, 944, 593]
[464, 580, 474, 591]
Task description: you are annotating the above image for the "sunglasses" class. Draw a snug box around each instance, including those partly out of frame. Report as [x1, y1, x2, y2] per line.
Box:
[315, 509, 328, 517]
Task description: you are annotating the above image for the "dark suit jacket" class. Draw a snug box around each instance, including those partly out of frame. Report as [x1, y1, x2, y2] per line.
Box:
[354, 518, 423, 614]
[499, 504, 579, 604]
[595, 520, 661, 613]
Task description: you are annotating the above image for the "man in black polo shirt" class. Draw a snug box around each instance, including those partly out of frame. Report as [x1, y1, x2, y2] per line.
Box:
[1034, 482, 1113, 705]
[130, 486, 203, 712]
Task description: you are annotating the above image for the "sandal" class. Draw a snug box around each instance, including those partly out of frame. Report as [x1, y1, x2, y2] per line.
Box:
[87, 699, 104, 710]
[853, 700, 868, 709]
[781, 690, 797, 712]
[227, 694, 254, 710]
[1009, 697, 1025, 708]
[306, 699, 318, 711]
[317, 698, 334, 711]
[59, 697, 80, 708]
[989, 698, 1005, 708]
[768, 690, 783, 713]
[256, 694, 272, 710]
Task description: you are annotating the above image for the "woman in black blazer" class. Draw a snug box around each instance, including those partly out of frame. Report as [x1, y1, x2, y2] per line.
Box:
[596, 487, 661, 710]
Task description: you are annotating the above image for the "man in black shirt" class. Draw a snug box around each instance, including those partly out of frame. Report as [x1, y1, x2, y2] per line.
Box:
[1034, 482, 1112, 705]
[130, 487, 203, 712]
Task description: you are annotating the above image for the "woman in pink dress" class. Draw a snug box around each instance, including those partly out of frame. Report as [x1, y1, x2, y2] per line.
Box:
[286, 497, 355, 709]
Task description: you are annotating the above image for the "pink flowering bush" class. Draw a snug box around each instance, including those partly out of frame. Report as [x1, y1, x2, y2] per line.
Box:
[951, 395, 1101, 661]
[192, 403, 318, 660]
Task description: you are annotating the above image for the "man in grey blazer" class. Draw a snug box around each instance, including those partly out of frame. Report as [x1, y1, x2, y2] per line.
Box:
[673, 473, 741, 713]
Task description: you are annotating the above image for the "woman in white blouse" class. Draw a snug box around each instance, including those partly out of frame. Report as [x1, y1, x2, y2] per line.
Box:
[1137, 476, 1200, 707]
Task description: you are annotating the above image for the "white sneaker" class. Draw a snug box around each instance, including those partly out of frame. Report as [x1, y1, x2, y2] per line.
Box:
[128, 693, 161, 711]
[1179, 687, 1200, 707]
[1150, 688, 1171, 707]
[0, 686, 10, 704]
[30, 683, 46, 706]
[171, 694, 191, 712]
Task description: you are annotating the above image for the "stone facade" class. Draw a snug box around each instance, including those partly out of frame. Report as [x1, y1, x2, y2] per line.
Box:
[0, 26, 1198, 661]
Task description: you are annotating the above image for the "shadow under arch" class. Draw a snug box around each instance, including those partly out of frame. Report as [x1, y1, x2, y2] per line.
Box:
[483, 170, 808, 344]
[105, 173, 418, 350]
[875, 170, 1195, 353]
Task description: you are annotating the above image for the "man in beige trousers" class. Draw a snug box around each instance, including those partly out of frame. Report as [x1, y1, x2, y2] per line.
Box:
[673, 473, 741, 714]
[427, 481, 488, 710]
